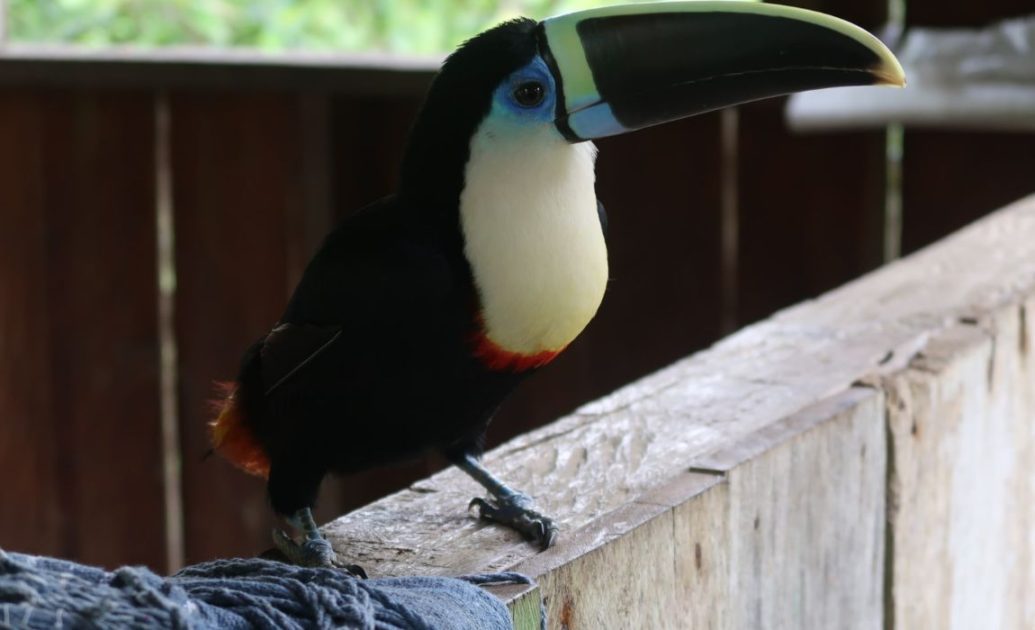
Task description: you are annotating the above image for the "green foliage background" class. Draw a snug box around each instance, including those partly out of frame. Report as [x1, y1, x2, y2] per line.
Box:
[9, 0, 641, 54]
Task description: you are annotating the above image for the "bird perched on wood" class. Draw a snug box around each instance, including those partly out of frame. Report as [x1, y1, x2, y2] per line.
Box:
[210, 1, 904, 569]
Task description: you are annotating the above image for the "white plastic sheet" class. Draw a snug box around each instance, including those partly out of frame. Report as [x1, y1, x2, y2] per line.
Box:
[786, 16, 1035, 131]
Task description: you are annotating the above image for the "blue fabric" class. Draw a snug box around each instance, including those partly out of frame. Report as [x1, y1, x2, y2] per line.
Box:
[0, 550, 532, 629]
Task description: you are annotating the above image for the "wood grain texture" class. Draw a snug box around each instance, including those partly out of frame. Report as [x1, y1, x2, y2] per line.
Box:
[0, 91, 63, 558]
[324, 194, 1035, 623]
[0, 90, 165, 569]
[884, 308, 1035, 630]
[719, 389, 885, 630]
[508, 390, 884, 630]
[45, 91, 165, 570]
[509, 471, 723, 630]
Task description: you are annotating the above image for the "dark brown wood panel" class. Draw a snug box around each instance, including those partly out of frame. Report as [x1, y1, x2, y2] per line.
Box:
[0, 91, 64, 560]
[0, 51, 435, 96]
[907, 1, 1033, 26]
[48, 91, 164, 569]
[787, 0, 887, 28]
[172, 93, 312, 563]
[902, 132, 1035, 253]
[330, 95, 423, 217]
[0, 90, 166, 570]
[736, 98, 886, 325]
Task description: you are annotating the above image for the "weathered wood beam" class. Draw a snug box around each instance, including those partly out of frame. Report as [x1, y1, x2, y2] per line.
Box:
[883, 306, 1035, 629]
[324, 194, 1035, 628]
[0, 45, 437, 94]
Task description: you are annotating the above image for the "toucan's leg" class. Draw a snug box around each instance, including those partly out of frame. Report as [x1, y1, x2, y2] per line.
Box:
[271, 507, 332, 566]
[271, 508, 367, 578]
[267, 460, 365, 576]
[454, 453, 558, 550]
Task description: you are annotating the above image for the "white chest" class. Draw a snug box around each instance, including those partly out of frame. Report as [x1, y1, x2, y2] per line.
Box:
[459, 123, 608, 356]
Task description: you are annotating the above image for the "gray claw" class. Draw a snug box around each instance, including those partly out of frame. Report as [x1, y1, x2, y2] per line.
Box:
[469, 496, 558, 550]
[271, 529, 367, 578]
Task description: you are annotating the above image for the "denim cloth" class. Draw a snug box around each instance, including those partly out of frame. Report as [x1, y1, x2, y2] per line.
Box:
[0, 550, 532, 629]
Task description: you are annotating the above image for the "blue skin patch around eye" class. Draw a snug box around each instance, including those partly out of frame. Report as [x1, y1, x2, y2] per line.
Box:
[489, 55, 626, 140]
[491, 57, 558, 124]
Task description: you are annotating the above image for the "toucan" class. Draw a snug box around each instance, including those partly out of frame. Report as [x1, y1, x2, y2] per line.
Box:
[211, 1, 904, 570]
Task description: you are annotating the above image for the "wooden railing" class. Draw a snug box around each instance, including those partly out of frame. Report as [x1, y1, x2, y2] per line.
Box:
[1, 0, 1034, 577]
[328, 195, 1035, 629]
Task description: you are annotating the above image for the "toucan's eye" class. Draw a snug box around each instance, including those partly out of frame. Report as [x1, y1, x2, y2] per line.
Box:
[512, 82, 545, 107]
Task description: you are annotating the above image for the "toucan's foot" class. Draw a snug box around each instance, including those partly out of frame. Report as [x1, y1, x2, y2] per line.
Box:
[469, 492, 558, 550]
[271, 528, 367, 578]
[453, 453, 558, 549]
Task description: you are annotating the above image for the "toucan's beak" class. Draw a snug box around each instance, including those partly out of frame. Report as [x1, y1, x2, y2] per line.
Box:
[539, 1, 906, 141]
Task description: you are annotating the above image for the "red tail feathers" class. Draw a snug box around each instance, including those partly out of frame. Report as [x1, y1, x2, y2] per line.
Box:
[209, 382, 270, 479]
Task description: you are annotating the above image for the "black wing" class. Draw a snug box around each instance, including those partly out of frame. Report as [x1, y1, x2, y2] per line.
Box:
[260, 323, 342, 396]
[253, 196, 456, 396]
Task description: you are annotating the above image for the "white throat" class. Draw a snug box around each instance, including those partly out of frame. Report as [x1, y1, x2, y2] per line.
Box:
[459, 122, 608, 355]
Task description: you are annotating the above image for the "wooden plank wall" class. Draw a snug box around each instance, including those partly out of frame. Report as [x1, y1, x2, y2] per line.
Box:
[0, 90, 166, 569]
[885, 311, 1035, 629]
[1, 0, 1034, 570]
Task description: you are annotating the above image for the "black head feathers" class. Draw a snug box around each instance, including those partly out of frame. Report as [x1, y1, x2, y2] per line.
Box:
[400, 19, 540, 209]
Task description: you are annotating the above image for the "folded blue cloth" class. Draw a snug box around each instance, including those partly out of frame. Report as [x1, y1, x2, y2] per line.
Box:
[0, 550, 531, 629]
